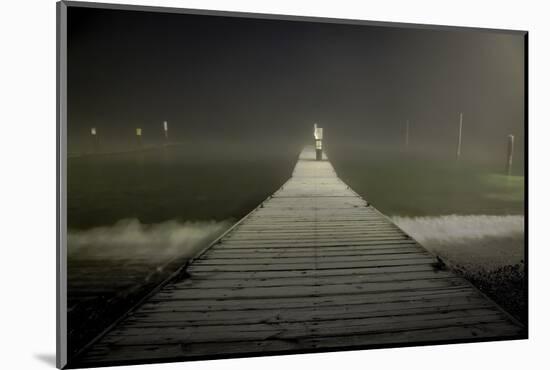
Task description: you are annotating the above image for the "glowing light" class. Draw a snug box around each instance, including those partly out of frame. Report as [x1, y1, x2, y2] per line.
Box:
[314, 127, 323, 140]
[91, 128, 96, 136]
[163, 121, 168, 131]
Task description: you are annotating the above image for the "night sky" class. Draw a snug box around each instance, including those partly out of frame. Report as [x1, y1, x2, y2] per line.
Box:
[67, 6, 525, 161]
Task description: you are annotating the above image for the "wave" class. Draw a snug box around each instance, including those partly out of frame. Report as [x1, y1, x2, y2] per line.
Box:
[392, 215, 524, 268]
[68, 218, 232, 261]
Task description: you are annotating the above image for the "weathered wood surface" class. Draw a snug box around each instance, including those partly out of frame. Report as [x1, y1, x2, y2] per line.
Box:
[78, 146, 524, 366]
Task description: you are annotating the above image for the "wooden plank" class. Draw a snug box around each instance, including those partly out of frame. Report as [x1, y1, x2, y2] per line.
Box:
[134, 295, 490, 322]
[145, 287, 483, 310]
[208, 242, 419, 252]
[161, 271, 456, 289]
[217, 240, 417, 249]
[219, 239, 413, 248]
[204, 248, 426, 258]
[155, 278, 470, 300]
[98, 310, 508, 345]
[194, 252, 433, 266]
[186, 264, 446, 280]
[187, 259, 436, 273]
[223, 234, 412, 242]
[226, 233, 408, 241]
[80, 322, 521, 365]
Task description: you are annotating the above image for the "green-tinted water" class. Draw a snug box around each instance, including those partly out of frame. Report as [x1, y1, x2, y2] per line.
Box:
[328, 147, 524, 217]
[67, 145, 298, 229]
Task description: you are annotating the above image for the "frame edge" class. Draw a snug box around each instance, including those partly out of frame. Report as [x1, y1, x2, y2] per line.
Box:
[57, 1, 68, 368]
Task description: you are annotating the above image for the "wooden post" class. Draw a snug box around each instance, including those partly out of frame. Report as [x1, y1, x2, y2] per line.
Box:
[506, 134, 514, 176]
[314, 124, 323, 161]
[405, 120, 409, 149]
[456, 113, 463, 160]
[136, 128, 142, 149]
[315, 139, 323, 160]
[91, 127, 99, 153]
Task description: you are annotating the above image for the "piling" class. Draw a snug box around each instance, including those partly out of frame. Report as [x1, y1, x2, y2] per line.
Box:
[314, 123, 323, 161]
[506, 134, 514, 176]
[90, 127, 99, 153]
[405, 120, 410, 149]
[456, 113, 463, 160]
[136, 128, 142, 148]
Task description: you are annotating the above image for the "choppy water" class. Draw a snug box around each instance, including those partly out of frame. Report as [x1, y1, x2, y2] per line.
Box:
[68, 218, 232, 261]
[393, 215, 524, 268]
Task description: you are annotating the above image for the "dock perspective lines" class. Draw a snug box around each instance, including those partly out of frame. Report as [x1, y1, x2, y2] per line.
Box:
[77, 146, 525, 366]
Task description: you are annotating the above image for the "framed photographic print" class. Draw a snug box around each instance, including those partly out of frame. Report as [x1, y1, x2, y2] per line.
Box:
[57, 1, 527, 368]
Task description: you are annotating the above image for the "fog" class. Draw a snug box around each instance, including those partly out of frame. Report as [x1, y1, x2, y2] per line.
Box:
[67, 8, 525, 168]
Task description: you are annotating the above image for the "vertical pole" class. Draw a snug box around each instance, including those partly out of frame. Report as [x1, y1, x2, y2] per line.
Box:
[136, 128, 142, 149]
[314, 124, 323, 161]
[163, 121, 168, 141]
[316, 139, 322, 160]
[405, 120, 410, 149]
[506, 134, 515, 176]
[91, 127, 99, 153]
[456, 113, 463, 160]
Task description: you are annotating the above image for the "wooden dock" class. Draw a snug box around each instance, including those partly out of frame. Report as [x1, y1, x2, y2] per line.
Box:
[77, 146, 524, 366]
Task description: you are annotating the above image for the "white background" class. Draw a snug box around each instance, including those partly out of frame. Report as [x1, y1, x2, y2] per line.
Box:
[0, 0, 547, 369]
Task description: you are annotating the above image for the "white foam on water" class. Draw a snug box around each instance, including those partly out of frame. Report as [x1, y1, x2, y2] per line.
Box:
[392, 214, 524, 268]
[68, 218, 232, 261]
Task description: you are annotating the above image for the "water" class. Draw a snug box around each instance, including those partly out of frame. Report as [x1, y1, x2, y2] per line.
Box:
[328, 146, 524, 217]
[68, 143, 300, 229]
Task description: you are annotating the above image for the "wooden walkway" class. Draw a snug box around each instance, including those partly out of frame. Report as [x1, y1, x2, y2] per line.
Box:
[78, 146, 524, 366]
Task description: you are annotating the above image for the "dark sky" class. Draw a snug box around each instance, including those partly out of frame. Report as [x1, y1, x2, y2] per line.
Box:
[67, 6, 525, 161]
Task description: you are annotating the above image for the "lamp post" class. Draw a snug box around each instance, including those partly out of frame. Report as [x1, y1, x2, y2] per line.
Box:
[506, 134, 514, 176]
[314, 123, 323, 161]
[405, 120, 409, 149]
[456, 113, 463, 161]
[136, 128, 142, 149]
[90, 127, 99, 153]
